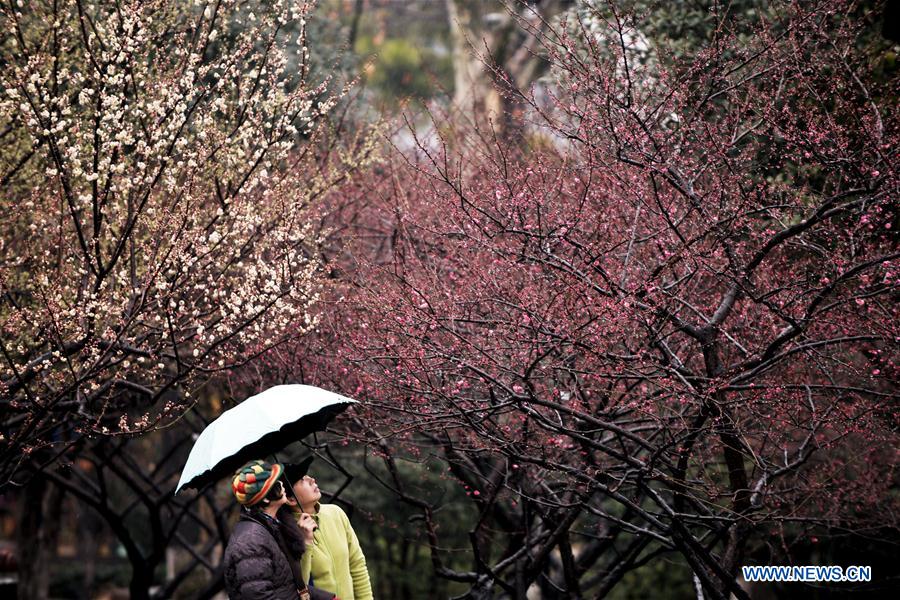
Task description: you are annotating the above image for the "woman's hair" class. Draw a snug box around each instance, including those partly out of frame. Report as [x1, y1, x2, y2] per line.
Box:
[276, 504, 306, 558]
[259, 480, 285, 505]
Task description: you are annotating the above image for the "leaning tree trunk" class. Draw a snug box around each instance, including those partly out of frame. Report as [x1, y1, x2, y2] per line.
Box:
[447, 0, 506, 123]
[446, 0, 572, 135]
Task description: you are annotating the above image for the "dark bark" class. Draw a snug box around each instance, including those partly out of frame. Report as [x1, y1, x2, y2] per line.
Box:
[16, 473, 62, 600]
[76, 500, 105, 598]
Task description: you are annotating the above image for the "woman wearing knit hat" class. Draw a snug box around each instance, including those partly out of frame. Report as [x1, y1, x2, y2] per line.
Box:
[223, 460, 337, 600]
[283, 460, 373, 600]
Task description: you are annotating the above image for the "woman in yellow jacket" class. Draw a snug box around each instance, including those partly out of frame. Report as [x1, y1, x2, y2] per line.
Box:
[284, 460, 373, 600]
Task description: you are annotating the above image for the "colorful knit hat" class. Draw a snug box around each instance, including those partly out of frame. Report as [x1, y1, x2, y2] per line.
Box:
[232, 460, 284, 506]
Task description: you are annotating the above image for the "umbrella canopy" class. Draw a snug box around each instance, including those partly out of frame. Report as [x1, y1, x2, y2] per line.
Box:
[175, 384, 355, 494]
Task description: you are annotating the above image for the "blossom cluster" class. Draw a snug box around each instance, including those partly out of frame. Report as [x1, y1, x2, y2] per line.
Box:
[0, 1, 355, 466]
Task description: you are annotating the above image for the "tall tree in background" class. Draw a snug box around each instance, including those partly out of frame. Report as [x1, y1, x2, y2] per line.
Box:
[300, 0, 898, 597]
[447, 0, 573, 130]
[0, 0, 358, 480]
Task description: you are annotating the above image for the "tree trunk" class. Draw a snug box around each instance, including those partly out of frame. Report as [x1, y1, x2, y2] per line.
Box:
[16, 474, 63, 600]
[447, 0, 506, 123]
[446, 0, 571, 134]
[129, 562, 154, 600]
[76, 500, 104, 599]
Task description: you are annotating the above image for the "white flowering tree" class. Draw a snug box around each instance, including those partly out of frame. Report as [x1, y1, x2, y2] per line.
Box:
[0, 0, 353, 483]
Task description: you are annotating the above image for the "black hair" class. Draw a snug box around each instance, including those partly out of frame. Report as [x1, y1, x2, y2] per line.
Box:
[246, 479, 305, 557]
[259, 479, 285, 505]
[276, 504, 306, 558]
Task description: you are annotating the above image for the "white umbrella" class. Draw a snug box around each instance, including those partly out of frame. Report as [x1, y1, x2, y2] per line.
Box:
[175, 384, 356, 494]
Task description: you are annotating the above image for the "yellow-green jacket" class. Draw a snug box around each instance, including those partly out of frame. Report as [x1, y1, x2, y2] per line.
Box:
[299, 504, 373, 600]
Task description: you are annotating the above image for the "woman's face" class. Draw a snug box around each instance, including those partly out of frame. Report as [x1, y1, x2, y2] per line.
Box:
[291, 474, 321, 507]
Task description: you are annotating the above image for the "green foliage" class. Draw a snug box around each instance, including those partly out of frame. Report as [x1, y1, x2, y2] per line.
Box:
[605, 554, 695, 600]
[48, 559, 131, 598]
[357, 36, 453, 104]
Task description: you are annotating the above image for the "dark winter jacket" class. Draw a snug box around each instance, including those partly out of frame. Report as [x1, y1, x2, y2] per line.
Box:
[223, 510, 335, 600]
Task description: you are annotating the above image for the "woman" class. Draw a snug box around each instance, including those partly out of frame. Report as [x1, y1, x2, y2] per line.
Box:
[223, 459, 336, 600]
[283, 460, 373, 600]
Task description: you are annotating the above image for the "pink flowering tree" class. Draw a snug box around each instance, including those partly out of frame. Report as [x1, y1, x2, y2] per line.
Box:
[0, 0, 374, 481]
[279, 1, 898, 598]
